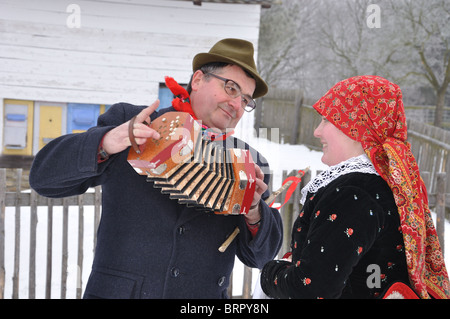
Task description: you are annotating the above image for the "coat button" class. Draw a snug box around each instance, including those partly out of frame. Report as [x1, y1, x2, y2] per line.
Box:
[217, 276, 226, 287]
[177, 226, 185, 235]
[171, 267, 180, 277]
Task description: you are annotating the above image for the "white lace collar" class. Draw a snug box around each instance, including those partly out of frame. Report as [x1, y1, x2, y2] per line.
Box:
[300, 154, 379, 205]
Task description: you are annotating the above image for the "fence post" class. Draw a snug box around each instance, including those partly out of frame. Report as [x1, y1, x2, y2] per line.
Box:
[242, 266, 252, 299]
[290, 91, 303, 145]
[45, 197, 53, 299]
[280, 170, 290, 257]
[28, 189, 38, 299]
[13, 169, 22, 299]
[0, 169, 6, 299]
[436, 173, 446, 256]
[61, 197, 69, 299]
[77, 195, 84, 299]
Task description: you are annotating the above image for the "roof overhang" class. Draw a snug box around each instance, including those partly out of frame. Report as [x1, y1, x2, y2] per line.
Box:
[183, 0, 276, 9]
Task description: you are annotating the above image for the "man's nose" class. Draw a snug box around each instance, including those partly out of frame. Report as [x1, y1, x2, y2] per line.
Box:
[228, 96, 242, 111]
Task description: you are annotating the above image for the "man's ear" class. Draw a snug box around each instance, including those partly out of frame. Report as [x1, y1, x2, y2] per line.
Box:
[190, 70, 205, 92]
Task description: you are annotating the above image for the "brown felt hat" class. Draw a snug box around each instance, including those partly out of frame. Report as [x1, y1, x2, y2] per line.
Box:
[192, 38, 268, 98]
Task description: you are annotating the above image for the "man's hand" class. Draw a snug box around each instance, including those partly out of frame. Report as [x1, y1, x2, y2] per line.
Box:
[102, 100, 161, 155]
[245, 164, 267, 224]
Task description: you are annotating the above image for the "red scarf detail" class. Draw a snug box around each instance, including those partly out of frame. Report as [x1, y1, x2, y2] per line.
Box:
[164, 76, 197, 120]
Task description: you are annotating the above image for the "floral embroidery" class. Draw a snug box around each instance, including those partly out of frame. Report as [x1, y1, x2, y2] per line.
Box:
[356, 246, 363, 255]
[327, 214, 337, 222]
[345, 228, 354, 237]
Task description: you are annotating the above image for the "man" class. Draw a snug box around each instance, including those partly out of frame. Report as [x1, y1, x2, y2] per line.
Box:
[29, 38, 283, 298]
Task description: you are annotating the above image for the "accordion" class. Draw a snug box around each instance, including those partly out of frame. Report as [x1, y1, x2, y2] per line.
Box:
[127, 112, 256, 215]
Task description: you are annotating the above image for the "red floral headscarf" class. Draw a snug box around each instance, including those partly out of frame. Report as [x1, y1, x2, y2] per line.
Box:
[313, 75, 450, 299]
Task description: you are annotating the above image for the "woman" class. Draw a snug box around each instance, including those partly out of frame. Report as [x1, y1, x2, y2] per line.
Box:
[260, 75, 450, 299]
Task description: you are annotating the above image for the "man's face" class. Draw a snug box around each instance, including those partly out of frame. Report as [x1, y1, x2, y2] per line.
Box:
[190, 64, 256, 131]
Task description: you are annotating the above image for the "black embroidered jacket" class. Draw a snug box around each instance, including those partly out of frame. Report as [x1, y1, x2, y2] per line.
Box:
[261, 172, 410, 299]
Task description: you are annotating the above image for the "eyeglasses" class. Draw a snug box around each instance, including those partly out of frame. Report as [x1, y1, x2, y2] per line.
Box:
[205, 73, 257, 112]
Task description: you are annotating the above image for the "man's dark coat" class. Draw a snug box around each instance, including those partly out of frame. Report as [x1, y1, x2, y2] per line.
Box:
[29, 103, 283, 298]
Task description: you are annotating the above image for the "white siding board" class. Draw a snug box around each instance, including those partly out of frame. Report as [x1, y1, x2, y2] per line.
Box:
[1, 56, 189, 83]
[0, 0, 262, 109]
[0, 1, 260, 32]
[0, 44, 191, 73]
[0, 22, 251, 63]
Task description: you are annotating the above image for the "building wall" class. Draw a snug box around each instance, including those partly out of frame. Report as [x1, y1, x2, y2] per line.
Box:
[0, 0, 262, 155]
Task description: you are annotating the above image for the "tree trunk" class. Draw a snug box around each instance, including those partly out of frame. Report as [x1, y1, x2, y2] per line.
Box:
[434, 87, 448, 128]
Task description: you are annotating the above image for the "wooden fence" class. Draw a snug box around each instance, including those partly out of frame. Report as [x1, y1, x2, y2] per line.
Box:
[0, 167, 306, 299]
[406, 119, 450, 198]
[0, 168, 101, 299]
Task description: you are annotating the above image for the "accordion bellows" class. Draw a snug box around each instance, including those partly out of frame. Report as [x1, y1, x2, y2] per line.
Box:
[127, 112, 256, 215]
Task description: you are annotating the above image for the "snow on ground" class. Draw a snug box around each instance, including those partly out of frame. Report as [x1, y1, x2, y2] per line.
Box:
[3, 135, 449, 298]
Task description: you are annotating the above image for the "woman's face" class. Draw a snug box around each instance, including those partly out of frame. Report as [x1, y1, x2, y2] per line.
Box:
[314, 116, 365, 166]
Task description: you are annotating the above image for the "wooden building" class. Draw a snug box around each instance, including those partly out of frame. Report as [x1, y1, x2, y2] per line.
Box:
[0, 0, 272, 164]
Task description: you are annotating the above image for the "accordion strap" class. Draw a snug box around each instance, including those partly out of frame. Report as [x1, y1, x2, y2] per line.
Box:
[128, 115, 150, 154]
